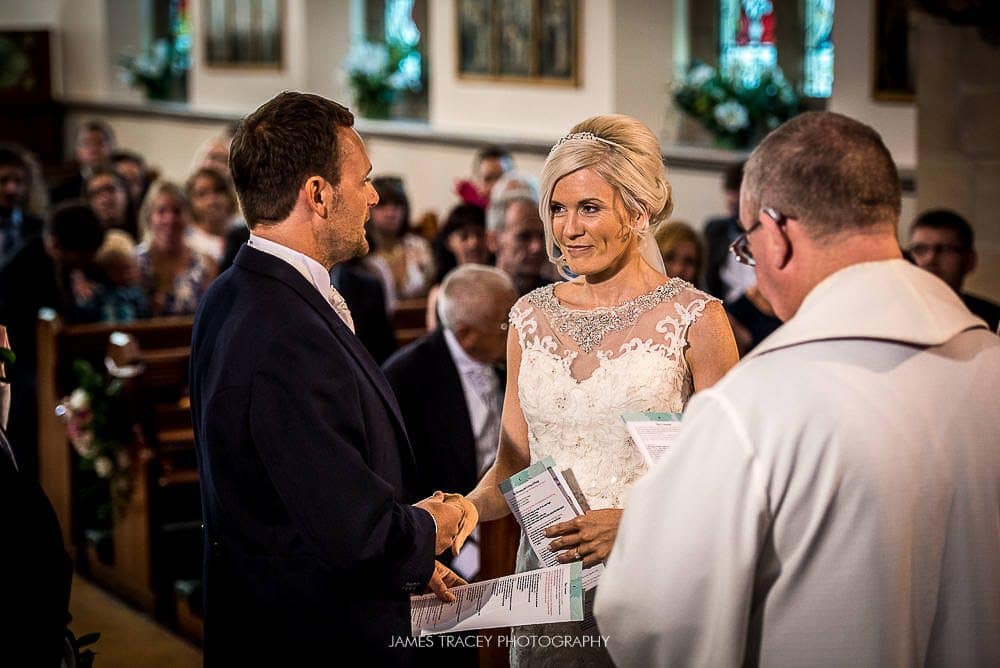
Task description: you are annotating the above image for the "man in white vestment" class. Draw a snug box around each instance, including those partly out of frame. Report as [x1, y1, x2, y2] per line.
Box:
[595, 111, 1000, 667]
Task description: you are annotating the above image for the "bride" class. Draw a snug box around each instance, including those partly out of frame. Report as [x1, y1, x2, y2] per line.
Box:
[463, 114, 739, 665]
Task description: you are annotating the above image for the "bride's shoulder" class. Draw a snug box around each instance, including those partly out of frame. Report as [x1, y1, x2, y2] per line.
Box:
[658, 277, 720, 307]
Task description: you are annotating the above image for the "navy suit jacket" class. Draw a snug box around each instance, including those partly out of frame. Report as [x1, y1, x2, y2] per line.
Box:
[383, 328, 487, 499]
[190, 246, 436, 665]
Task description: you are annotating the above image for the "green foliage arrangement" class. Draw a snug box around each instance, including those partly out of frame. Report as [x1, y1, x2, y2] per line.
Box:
[674, 61, 800, 149]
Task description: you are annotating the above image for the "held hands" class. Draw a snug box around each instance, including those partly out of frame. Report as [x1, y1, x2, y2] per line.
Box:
[545, 508, 624, 568]
[426, 561, 468, 603]
[414, 491, 479, 556]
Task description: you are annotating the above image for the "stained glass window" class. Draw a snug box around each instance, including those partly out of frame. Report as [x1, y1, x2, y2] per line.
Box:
[384, 0, 422, 88]
[719, 0, 835, 98]
[803, 0, 834, 97]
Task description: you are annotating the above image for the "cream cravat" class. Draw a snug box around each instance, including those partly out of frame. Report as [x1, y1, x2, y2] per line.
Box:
[328, 285, 356, 333]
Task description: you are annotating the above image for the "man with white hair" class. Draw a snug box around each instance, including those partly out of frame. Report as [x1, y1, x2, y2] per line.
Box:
[596, 112, 1000, 666]
[384, 264, 518, 515]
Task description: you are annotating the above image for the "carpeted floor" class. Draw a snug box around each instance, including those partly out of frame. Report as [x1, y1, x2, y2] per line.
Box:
[69, 576, 202, 667]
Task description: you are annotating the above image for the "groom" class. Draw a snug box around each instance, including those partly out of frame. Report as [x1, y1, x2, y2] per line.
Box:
[190, 92, 470, 665]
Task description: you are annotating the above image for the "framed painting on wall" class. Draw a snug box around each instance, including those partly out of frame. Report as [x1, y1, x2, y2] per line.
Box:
[872, 0, 916, 101]
[456, 0, 579, 85]
[204, 0, 284, 68]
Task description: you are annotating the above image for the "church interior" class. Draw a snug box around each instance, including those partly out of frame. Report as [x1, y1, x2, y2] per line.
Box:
[0, 1, 997, 665]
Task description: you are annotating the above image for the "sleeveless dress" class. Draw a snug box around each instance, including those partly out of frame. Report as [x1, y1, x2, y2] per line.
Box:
[508, 278, 719, 667]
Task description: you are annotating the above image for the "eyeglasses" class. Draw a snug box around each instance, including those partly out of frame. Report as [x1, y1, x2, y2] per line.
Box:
[907, 243, 967, 258]
[729, 207, 786, 267]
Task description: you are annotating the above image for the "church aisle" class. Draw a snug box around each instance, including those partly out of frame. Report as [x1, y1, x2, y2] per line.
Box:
[69, 575, 202, 666]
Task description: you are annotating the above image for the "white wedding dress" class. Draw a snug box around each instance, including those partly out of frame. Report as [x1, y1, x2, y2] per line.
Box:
[508, 279, 719, 667]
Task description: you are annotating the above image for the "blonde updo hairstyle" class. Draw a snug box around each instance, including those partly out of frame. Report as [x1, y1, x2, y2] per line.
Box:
[539, 114, 673, 278]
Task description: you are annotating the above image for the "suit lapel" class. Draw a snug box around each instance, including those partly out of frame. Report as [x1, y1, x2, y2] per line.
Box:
[234, 247, 411, 448]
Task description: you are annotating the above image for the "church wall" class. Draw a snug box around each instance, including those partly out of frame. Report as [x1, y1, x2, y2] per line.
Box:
[3, 0, 926, 289]
[916, 12, 1000, 302]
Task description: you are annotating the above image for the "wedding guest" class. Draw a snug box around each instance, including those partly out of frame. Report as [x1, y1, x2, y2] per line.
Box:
[0, 143, 44, 261]
[908, 209, 1000, 331]
[486, 182, 549, 296]
[190, 128, 235, 179]
[703, 161, 753, 301]
[50, 120, 116, 204]
[461, 114, 739, 666]
[654, 220, 703, 285]
[0, 202, 109, 475]
[186, 166, 242, 263]
[426, 203, 490, 329]
[597, 111, 1000, 667]
[85, 167, 138, 240]
[456, 144, 514, 209]
[368, 175, 435, 300]
[136, 181, 216, 316]
[189, 92, 471, 665]
[95, 230, 149, 322]
[110, 149, 151, 208]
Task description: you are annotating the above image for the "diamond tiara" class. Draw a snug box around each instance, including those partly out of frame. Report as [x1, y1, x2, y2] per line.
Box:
[549, 131, 620, 154]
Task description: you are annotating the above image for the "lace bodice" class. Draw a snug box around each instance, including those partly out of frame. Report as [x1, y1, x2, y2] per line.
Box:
[511, 279, 719, 509]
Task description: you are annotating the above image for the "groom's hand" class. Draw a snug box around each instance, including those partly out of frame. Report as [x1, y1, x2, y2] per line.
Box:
[426, 561, 467, 603]
[415, 492, 464, 554]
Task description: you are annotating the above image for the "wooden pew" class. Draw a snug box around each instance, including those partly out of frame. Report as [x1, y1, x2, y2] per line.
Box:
[36, 312, 197, 614]
[391, 296, 429, 347]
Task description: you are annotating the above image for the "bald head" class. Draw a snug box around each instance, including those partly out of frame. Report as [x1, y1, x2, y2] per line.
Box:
[439, 264, 518, 365]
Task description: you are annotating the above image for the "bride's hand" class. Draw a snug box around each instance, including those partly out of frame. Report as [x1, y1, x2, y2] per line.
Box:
[437, 491, 479, 556]
[544, 509, 624, 568]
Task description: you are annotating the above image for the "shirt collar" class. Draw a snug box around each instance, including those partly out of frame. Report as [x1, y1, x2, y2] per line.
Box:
[747, 259, 988, 360]
[247, 233, 333, 302]
[443, 327, 492, 375]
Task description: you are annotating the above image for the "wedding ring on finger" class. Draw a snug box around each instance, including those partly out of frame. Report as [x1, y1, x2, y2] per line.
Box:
[573, 549, 582, 561]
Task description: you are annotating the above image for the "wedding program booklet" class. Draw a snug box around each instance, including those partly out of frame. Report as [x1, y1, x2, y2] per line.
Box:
[499, 457, 604, 591]
[621, 412, 684, 467]
[410, 562, 584, 636]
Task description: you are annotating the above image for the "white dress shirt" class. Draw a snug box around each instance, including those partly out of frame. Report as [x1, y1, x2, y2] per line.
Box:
[247, 234, 355, 332]
[443, 328, 501, 476]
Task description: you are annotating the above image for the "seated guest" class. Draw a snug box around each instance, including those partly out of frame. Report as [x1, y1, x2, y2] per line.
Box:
[368, 176, 435, 300]
[95, 230, 149, 322]
[0, 143, 44, 261]
[486, 183, 549, 295]
[456, 144, 514, 209]
[190, 129, 235, 179]
[908, 209, 1000, 331]
[0, 202, 109, 474]
[50, 120, 116, 204]
[85, 167, 138, 240]
[427, 204, 490, 329]
[136, 181, 217, 316]
[703, 161, 755, 302]
[654, 220, 703, 285]
[383, 264, 518, 570]
[0, 326, 74, 667]
[110, 149, 151, 209]
[186, 166, 242, 263]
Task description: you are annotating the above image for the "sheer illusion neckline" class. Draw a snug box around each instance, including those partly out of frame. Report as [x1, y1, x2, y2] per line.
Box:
[528, 279, 689, 353]
[545, 278, 683, 313]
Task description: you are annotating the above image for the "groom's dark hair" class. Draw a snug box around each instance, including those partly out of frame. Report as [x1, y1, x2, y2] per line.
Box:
[230, 91, 354, 229]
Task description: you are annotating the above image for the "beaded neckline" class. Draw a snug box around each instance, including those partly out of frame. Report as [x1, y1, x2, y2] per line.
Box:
[527, 279, 687, 353]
